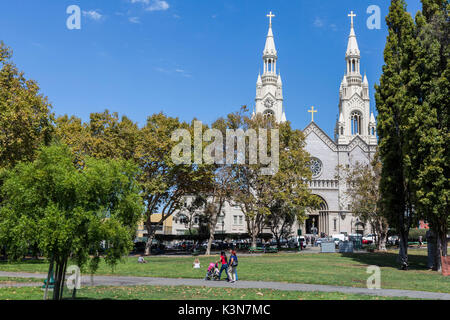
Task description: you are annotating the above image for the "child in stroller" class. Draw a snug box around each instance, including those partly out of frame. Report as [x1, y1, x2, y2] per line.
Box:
[204, 262, 220, 281]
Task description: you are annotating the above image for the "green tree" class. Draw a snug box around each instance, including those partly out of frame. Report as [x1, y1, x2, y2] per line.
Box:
[338, 152, 389, 251]
[55, 110, 140, 165]
[403, 0, 449, 270]
[375, 0, 417, 269]
[0, 144, 143, 300]
[229, 109, 318, 248]
[0, 41, 53, 169]
[136, 113, 210, 255]
[266, 201, 297, 250]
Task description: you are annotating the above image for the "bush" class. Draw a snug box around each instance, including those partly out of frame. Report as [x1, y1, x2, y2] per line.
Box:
[364, 244, 376, 252]
[408, 228, 427, 242]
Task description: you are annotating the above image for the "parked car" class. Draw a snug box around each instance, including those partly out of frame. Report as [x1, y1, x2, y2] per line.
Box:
[363, 234, 376, 244]
[388, 235, 399, 246]
[331, 234, 347, 246]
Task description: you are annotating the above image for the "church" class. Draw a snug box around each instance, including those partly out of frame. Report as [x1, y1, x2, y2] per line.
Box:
[253, 11, 378, 237]
[169, 11, 378, 238]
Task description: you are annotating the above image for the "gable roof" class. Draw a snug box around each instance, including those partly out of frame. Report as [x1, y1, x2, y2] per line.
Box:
[303, 122, 337, 152]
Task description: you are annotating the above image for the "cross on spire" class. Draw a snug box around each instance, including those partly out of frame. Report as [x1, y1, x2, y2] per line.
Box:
[267, 11, 275, 26]
[308, 106, 318, 122]
[348, 11, 356, 27]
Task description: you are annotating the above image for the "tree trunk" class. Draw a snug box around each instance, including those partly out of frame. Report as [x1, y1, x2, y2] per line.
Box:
[375, 220, 388, 252]
[275, 235, 281, 250]
[205, 211, 219, 256]
[58, 260, 67, 300]
[145, 232, 156, 256]
[398, 232, 409, 270]
[378, 231, 387, 252]
[43, 259, 54, 300]
[435, 228, 448, 273]
[251, 232, 257, 248]
[52, 261, 62, 300]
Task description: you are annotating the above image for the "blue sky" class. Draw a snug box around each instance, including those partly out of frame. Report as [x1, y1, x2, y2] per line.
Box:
[1, 0, 422, 137]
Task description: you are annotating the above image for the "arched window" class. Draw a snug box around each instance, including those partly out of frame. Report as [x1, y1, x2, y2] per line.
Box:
[263, 110, 275, 127]
[351, 111, 362, 135]
[263, 110, 274, 120]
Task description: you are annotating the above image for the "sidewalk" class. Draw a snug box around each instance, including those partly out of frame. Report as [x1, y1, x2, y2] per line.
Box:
[1, 271, 449, 300]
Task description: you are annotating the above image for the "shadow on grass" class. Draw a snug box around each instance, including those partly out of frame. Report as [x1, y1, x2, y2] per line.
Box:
[339, 251, 429, 271]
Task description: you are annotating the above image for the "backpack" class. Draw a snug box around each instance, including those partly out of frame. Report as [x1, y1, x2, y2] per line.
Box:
[232, 255, 238, 267]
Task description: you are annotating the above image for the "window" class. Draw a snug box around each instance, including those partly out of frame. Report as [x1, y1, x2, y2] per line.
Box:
[333, 218, 337, 231]
[351, 111, 362, 135]
[239, 216, 244, 225]
[309, 157, 323, 178]
[263, 110, 274, 120]
[233, 216, 238, 225]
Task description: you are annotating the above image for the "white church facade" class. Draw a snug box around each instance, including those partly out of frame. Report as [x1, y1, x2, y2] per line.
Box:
[170, 11, 377, 238]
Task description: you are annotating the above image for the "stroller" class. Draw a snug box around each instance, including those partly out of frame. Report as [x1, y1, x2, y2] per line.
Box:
[204, 262, 220, 281]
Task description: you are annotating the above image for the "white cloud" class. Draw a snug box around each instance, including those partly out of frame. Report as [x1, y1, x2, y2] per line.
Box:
[146, 0, 169, 12]
[129, 17, 141, 24]
[155, 66, 191, 78]
[83, 10, 103, 21]
[131, 0, 170, 12]
[313, 17, 324, 28]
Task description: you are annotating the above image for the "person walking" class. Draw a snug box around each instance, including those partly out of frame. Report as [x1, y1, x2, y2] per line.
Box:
[228, 249, 238, 283]
[218, 251, 230, 281]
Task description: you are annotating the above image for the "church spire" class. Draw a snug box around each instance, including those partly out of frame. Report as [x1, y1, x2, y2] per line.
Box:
[255, 11, 286, 123]
[337, 11, 376, 146]
[263, 11, 277, 74]
[346, 11, 361, 77]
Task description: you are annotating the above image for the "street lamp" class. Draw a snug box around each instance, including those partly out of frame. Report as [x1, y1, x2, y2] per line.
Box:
[222, 219, 225, 240]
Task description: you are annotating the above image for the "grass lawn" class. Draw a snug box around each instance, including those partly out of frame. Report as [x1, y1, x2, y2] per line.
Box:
[0, 285, 415, 300]
[0, 277, 42, 285]
[1, 250, 448, 293]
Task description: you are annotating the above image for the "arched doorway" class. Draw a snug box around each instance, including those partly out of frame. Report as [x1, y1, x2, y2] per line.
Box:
[305, 196, 328, 236]
[355, 222, 365, 235]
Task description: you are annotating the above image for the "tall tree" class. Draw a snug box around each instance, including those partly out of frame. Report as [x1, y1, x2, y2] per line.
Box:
[136, 114, 211, 255]
[375, 0, 417, 269]
[338, 152, 389, 251]
[230, 109, 318, 248]
[0, 41, 53, 169]
[0, 144, 143, 300]
[404, 0, 449, 270]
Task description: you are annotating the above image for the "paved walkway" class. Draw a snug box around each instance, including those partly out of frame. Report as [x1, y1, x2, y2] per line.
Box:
[0, 271, 449, 300]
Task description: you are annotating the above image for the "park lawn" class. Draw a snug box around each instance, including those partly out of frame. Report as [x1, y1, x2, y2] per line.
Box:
[0, 277, 42, 284]
[1, 250, 448, 293]
[0, 285, 415, 300]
